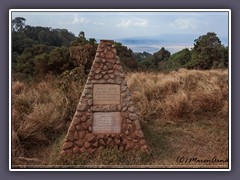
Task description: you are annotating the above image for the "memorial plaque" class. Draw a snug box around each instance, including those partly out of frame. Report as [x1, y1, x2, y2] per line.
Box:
[93, 112, 121, 133]
[93, 84, 120, 105]
[61, 40, 149, 156]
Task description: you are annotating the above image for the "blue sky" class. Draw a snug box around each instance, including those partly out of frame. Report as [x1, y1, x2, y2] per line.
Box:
[12, 11, 229, 40]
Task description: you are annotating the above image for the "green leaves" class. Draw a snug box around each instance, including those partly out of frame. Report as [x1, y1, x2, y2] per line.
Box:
[166, 48, 192, 71]
[115, 42, 138, 71]
[48, 47, 71, 74]
[152, 47, 171, 64]
[12, 17, 228, 76]
[12, 17, 26, 32]
[190, 32, 227, 69]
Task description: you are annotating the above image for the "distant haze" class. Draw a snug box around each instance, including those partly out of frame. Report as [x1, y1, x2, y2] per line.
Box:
[115, 34, 228, 54]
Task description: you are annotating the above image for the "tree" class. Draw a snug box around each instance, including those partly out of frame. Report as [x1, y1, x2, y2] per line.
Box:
[114, 42, 138, 71]
[78, 31, 85, 38]
[188, 32, 225, 69]
[71, 31, 87, 45]
[34, 53, 50, 74]
[138, 58, 155, 71]
[166, 48, 192, 70]
[14, 45, 49, 74]
[152, 47, 171, 65]
[78, 31, 86, 43]
[222, 46, 228, 68]
[133, 51, 152, 62]
[48, 47, 72, 74]
[56, 29, 76, 46]
[172, 48, 191, 65]
[69, 43, 97, 75]
[12, 17, 26, 32]
[15, 51, 35, 74]
[88, 38, 97, 45]
[12, 20, 78, 73]
[144, 47, 171, 70]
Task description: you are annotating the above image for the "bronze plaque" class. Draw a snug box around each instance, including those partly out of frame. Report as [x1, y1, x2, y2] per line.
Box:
[93, 112, 121, 133]
[93, 84, 120, 105]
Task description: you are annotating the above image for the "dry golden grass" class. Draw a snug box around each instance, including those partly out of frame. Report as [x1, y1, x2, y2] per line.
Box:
[12, 75, 84, 165]
[127, 68, 228, 121]
[12, 81, 25, 95]
[11, 69, 229, 168]
[124, 69, 228, 168]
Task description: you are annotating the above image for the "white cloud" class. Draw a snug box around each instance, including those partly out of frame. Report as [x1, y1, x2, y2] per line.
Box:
[117, 19, 131, 28]
[117, 18, 148, 28]
[133, 18, 148, 27]
[72, 15, 89, 24]
[94, 22, 105, 26]
[170, 18, 199, 29]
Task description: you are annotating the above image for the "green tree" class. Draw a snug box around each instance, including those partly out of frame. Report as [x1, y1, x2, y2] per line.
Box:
[166, 48, 192, 70]
[12, 20, 78, 74]
[138, 58, 155, 71]
[14, 45, 49, 74]
[114, 42, 138, 71]
[55, 29, 76, 47]
[12, 17, 26, 32]
[15, 52, 35, 74]
[222, 46, 228, 68]
[152, 47, 171, 65]
[78, 31, 85, 38]
[141, 47, 170, 71]
[78, 31, 86, 43]
[133, 51, 152, 62]
[88, 38, 97, 45]
[48, 47, 72, 74]
[188, 32, 225, 69]
[71, 31, 87, 45]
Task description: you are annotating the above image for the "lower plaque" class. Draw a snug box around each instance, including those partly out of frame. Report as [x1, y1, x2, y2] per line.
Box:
[93, 112, 121, 134]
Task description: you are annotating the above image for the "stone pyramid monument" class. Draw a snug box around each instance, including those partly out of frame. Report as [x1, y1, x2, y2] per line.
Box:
[60, 40, 149, 156]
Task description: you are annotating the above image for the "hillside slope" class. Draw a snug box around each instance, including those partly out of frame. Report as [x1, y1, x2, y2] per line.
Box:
[12, 69, 229, 168]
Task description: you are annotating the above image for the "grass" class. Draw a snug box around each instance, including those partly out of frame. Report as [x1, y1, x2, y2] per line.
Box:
[11, 75, 84, 165]
[11, 69, 229, 168]
[127, 69, 228, 121]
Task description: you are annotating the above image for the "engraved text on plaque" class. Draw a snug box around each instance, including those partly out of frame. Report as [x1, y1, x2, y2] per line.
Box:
[93, 84, 120, 105]
[93, 112, 121, 133]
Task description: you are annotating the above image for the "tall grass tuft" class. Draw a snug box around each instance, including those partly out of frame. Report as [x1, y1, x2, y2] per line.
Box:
[126, 69, 228, 121]
[12, 75, 84, 164]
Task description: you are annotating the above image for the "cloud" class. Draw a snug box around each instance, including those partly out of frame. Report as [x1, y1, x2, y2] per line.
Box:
[72, 15, 89, 24]
[117, 18, 148, 28]
[170, 18, 199, 29]
[94, 22, 105, 26]
[117, 19, 131, 28]
[133, 18, 148, 27]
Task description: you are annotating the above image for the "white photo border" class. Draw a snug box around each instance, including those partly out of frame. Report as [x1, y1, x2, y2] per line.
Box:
[9, 9, 231, 171]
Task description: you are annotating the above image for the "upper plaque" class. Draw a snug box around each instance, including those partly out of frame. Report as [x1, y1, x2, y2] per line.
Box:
[93, 84, 120, 105]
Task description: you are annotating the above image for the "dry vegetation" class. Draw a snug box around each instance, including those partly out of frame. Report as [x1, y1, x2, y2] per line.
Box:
[11, 69, 229, 168]
[127, 68, 228, 121]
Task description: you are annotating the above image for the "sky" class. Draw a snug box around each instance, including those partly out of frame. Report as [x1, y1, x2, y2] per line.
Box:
[12, 10, 229, 39]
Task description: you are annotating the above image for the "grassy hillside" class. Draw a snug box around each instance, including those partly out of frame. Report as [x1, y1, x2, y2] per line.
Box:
[11, 69, 229, 168]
